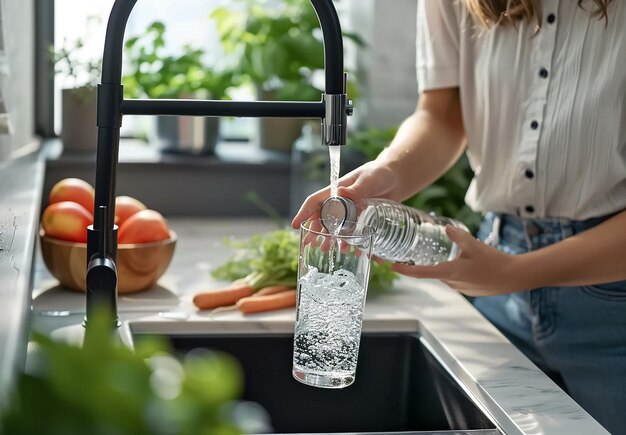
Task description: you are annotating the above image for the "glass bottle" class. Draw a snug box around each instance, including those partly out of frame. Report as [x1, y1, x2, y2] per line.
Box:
[321, 196, 469, 265]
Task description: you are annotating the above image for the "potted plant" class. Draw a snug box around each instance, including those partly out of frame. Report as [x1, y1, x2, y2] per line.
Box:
[123, 21, 235, 155]
[211, 0, 364, 152]
[52, 38, 102, 153]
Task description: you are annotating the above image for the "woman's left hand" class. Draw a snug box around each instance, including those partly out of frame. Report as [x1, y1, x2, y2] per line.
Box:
[391, 225, 529, 296]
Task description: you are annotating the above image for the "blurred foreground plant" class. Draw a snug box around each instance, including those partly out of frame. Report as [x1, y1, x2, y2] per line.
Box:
[1, 310, 267, 435]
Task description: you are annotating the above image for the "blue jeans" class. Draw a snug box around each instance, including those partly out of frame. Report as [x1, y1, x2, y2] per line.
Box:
[474, 213, 626, 435]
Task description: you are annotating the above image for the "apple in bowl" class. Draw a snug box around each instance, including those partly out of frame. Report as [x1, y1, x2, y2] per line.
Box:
[40, 178, 176, 294]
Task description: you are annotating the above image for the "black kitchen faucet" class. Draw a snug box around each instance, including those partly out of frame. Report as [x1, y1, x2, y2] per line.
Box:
[85, 0, 352, 328]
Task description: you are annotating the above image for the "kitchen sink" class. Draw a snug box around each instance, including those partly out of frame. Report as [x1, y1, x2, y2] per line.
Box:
[130, 329, 500, 435]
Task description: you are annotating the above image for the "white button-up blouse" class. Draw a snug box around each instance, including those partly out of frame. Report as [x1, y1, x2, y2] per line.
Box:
[416, 0, 626, 220]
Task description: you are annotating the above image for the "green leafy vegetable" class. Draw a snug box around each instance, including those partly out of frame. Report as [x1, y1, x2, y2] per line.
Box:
[367, 261, 400, 294]
[211, 228, 399, 296]
[212, 229, 300, 291]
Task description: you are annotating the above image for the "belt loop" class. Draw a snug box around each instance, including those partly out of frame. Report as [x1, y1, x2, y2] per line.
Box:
[484, 214, 502, 247]
[560, 218, 574, 239]
[522, 219, 533, 251]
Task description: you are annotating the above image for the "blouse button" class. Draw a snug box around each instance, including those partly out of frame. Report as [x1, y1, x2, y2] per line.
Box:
[525, 205, 535, 214]
[524, 169, 535, 179]
[530, 120, 539, 130]
[539, 68, 549, 79]
[547, 14, 556, 24]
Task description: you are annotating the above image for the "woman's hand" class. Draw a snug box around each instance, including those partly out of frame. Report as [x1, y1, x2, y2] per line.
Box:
[291, 160, 400, 229]
[391, 225, 529, 296]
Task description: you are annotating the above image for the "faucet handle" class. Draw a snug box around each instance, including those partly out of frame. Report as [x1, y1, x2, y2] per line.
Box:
[322, 71, 353, 146]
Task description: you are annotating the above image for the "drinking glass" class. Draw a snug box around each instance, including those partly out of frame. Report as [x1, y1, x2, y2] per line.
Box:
[292, 219, 374, 389]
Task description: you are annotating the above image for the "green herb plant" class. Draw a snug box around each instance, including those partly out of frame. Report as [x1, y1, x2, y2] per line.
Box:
[346, 127, 398, 162]
[51, 37, 102, 102]
[212, 228, 300, 291]
[1, 310, 255, 435]
[122, 21, 235, 100]
[211, 0, 364, 101]
[403, 154, 481, 233]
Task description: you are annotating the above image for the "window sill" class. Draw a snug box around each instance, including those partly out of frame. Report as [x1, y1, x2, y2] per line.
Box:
[41, 138, 292, 218]
[42, 138, 291, 166]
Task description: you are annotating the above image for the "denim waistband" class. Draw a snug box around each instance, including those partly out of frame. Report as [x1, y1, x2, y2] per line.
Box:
[491, 212, 617, 238]
[480, 212, 621, 250]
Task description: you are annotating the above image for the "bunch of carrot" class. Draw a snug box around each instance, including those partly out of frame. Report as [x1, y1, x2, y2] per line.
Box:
[193, 280, 297, 314]
[194, 228, 300, 314]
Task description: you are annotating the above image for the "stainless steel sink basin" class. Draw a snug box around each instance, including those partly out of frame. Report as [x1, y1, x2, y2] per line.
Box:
[130, 329, 500, 435]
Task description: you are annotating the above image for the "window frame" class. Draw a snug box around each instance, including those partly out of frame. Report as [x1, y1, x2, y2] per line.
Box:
[34, 0, 55, 138]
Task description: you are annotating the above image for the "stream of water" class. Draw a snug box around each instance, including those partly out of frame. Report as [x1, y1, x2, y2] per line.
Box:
[329, 145, 341, 198]
[327, 145, 342, 273]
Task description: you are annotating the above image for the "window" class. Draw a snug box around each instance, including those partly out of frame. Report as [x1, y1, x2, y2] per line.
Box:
[1, 1, 36, 160]
[52, 0, 254, 143]
[46, 0, 358, 149]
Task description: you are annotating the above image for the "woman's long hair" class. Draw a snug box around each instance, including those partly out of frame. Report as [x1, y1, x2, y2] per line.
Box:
[465, 0, 612, 28]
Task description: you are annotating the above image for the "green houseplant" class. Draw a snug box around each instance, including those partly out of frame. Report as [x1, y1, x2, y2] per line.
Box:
[123, 21, 236, 154]
[211, 0, 364, 151]
[52, 38, 102, 153]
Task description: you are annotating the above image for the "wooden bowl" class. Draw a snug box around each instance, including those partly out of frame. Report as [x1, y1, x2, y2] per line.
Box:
[39, 229, 177, 294]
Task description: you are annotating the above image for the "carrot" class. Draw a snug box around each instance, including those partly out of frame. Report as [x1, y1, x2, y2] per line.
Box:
[254, 285, 292, 297]
[236, 289, 297, 314]
[193, 282, 254, 310]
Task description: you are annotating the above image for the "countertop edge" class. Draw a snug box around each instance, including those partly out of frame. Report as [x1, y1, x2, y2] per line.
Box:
[0, 147, 45, 406]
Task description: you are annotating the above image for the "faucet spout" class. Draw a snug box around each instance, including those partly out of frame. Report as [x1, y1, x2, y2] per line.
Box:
[86, 0, 353, 328]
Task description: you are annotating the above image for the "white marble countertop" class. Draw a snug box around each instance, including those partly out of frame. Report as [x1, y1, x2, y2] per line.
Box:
[30, 218, 609, 435]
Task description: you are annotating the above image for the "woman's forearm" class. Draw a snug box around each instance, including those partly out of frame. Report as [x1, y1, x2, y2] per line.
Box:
[375, 88, 467, 202]
[517, 209, 626, 288]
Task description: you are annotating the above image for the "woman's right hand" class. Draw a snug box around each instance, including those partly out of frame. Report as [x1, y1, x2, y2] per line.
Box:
[291, 159, 400, 229]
